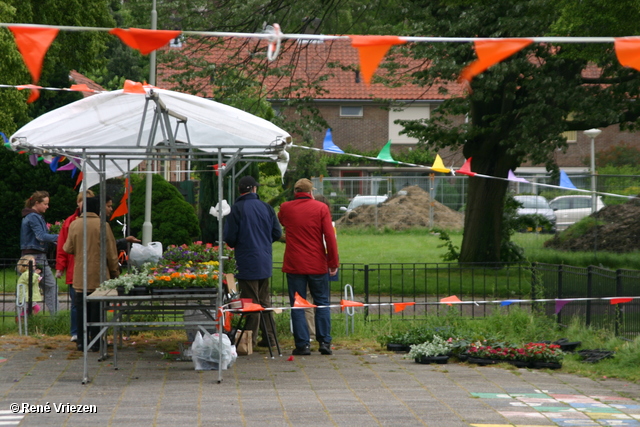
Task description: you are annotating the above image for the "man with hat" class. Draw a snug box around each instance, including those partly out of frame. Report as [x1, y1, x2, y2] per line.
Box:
[224, 175, 282, 348]
[278, 178, 339, 355]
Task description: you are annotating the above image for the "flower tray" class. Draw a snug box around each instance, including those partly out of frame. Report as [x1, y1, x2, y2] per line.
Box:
[467, 357, 501, 366]
[387, 343, 411, 352]
[116, 286, 150, 296]
[150, 288, 218, 295]
[577, 349, 614, 363]
[553, 338, 581, 352]
[415, 355, 449, 364]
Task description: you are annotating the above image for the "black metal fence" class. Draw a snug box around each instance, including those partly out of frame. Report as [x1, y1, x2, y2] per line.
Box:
[2, 258, 639, 338]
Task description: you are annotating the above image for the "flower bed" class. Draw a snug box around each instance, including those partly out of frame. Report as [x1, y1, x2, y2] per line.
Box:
[465, 342, 564, 368]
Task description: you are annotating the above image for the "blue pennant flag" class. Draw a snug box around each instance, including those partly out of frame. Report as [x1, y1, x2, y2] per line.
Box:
[50, 156, 60, 172]
[559, 170, 577, 189]
[322, 129, 344, 154]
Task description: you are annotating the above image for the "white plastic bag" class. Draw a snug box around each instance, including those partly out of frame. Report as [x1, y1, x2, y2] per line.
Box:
[191, 331, 237, 370]
[129, 242, 163, 268]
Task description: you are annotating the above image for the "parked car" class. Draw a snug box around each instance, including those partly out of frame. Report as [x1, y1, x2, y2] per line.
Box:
[513, 195, 556, 232]
[340, 195, 389, 214]
[548, 195, 605, 231]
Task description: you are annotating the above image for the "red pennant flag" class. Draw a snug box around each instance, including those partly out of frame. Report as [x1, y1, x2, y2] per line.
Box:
[293, 292, 317, 308]
[17, 84, 41, 103]
[610, 298, 633, 305]
[456, 157, 476, 177]
[460, 39, 533, 83]
[614, 37, 640, 71]
[110, 178, 131, 220]
[340, 299, 364, 311]
[109, 28, 181, 55]
[440, 295, 462, 306]
[9, 26, 59, 83]
[123, 79, 146, 94]
[69, 84, 93, 93]
[393, 302, 415, 313]
[241, 302, 265, 312]
[74, 171, 83, 189]
[349, 35, 406, 86]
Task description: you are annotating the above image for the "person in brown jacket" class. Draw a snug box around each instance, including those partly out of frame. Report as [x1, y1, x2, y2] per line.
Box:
[63, 197, 119, 352]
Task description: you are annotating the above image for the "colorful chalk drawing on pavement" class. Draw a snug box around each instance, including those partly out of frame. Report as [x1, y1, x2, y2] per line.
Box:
[0, 410, 24, 426]
[469, 392, 640, 427]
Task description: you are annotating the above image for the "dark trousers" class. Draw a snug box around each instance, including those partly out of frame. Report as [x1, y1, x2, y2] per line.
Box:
[238, 278, 276, 345]
[74, 290, 100, 350]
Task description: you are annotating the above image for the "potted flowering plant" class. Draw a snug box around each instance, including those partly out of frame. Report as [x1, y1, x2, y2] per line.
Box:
[99, 266, 153, 295]
[466, 342, 564, 369]
[406, 335, 453, 364]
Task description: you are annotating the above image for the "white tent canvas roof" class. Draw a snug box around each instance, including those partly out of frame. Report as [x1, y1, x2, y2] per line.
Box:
[10, 88, 291, 187]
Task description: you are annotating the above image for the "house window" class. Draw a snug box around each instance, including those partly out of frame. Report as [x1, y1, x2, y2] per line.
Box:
[340, 106, 363, 117]
[562, 130, 577, 143]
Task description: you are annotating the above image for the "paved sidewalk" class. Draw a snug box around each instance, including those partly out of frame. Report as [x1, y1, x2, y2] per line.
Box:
[1, 337, 639, 426]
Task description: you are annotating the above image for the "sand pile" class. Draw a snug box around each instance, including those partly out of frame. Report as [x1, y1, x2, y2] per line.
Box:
[336, 185, 464, 230]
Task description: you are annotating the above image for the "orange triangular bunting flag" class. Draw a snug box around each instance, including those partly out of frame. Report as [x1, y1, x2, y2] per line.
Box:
[440, 295, 462, 306]
[393, 302, 415, 313]
[349, 35, 406, 86]
[293, 292, 317, 308]
[431, 154, 450, 173]
[241, 302, 265, 312]
[69, 84, 93, 93]
[456, 157, 476, 177]
[9, 26, 59, 83]
[123, 79, 146, 94]
[110, 178, 130, 220]
[610, 298, 633, 305]
[74, 171, 83, 189]
[615, 37, 640, 71]
[340, 299, 364, 311]
[17, 84, 41, 103]
[109, 28, 181, 55]
[460, 39, 533, 83]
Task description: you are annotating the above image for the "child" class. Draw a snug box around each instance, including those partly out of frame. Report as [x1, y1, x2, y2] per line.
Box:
[16, 255, 43, 314]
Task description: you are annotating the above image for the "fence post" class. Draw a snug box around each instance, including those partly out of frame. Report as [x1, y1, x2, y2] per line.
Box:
[615, 269, 623, 336]
[586, 266, 592, 327]
[364, 264, 369, 321]
[557, 264, 563, 325]
[530, 263, 537, 311]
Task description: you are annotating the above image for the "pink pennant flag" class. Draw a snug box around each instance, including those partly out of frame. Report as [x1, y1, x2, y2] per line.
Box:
[507, 170, 529, 183]
[554, 299, 571, 314]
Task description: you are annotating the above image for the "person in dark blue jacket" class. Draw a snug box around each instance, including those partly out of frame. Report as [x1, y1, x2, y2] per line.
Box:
[223, 176, 282, 348]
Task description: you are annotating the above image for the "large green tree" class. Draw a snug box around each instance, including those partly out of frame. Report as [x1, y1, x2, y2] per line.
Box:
[392, 0, 640, 262]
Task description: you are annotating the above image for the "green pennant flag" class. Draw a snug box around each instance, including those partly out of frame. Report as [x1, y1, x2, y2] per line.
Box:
[376, 140, 397, 164]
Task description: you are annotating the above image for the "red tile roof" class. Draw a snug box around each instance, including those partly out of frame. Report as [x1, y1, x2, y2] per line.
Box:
[158, 38, 463, 101]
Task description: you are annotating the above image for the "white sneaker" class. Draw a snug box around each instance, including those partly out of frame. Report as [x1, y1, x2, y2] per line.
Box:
[70, 335, 77, 342]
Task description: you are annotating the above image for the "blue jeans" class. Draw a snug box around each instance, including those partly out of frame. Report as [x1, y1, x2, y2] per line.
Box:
[287, 273, 331, 348]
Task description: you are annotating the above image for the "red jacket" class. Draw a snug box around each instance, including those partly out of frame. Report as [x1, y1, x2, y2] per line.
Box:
[55, 211, 79, 285]
[278, 193, 339, 275]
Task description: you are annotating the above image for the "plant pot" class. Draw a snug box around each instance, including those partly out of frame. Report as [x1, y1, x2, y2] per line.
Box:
[151, 287, 218, 295]
[467, 357, 501, 366]
[387, 343, 411, 352]
[116, 286, 149, 296]
[415, 355, 449, 364]
[507, 360, 532, 368]
[531, 361, 562, 369]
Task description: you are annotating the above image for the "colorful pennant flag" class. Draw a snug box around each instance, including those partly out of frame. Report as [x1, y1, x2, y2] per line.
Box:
[431, 154, 451, 173]
[110, 178, 131, 220]
[500, 300, 515, 306]
[322, 128, 344, 153]
[456, 157, 476, 177]
[440, 295, 462, 306]
[348, 35, 406, 86]
[123, 79, 146, 94]
[376, 140, 397, 163]
[614, 37, 640, 72]
[507, 170, 529, 183]
[340, 299, 364, 311]
[610, 298, 633, 305]
[9, 26, 59, 83]
[559, 170, 577, 189]
[460, 38, 533, 83]
[554, 299, 571, 314]
[69, 83, 94, 93]
[109, 28, 181, 55]
[241, 302, 265, 312]
[393, 302, 415, 313]
[293, 292, 317, 308]
[17, 84, 41, 103]
[74, 171, 83, 190]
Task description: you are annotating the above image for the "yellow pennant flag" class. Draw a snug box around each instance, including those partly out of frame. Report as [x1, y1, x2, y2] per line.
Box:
[431, 154, 450, 173]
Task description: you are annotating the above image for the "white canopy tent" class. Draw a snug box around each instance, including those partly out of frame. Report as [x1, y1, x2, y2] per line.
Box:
[10, 87, 292, 383]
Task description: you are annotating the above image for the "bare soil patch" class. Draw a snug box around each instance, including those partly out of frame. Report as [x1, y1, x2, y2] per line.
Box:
[336, 185, 464, 230]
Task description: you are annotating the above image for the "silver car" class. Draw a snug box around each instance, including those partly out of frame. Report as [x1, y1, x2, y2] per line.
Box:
[513, 195, 556, 231]
[549, 195, 605, 231]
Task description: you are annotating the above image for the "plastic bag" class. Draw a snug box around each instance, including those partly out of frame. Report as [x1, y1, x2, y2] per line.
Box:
[191, 331, 237, 370]
[129, 242, 163, 268]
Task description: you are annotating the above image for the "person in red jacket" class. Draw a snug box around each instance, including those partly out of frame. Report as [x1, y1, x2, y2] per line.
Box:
[55, 190, 94, 342]
[278, 178, 339, 356]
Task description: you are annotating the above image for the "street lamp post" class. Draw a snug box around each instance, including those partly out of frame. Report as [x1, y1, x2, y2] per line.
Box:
[583, 128, 602, 214]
